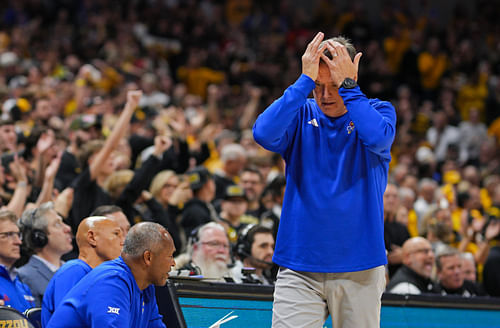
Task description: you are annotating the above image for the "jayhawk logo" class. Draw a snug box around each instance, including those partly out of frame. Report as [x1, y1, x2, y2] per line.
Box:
[347, 121, 355, 134]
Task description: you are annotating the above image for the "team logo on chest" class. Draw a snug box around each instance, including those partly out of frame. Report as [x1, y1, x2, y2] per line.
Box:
[346, 121, 355, 134]
[307, 118, 319, 127]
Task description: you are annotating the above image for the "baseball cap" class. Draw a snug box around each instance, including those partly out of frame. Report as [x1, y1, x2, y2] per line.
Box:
[70, 114, 102, 131]
[186, 166, 212, 191]
[224, 185, 247, 201]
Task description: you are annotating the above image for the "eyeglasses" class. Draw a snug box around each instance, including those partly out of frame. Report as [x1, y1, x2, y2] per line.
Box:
[0, 231, 22, 240]
[200, 241, 229, 250]
[411, 248, 433, 255]
[163, 183, 178, 189]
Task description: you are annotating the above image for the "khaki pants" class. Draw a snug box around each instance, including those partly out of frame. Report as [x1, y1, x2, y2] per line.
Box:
[272, 266, 386, 328]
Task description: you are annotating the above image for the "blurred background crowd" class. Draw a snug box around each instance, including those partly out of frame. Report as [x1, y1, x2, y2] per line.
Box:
[1, 0, 500, 314]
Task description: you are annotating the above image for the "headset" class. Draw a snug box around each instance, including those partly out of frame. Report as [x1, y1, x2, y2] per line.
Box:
[235, 224, 255, 260]
[187, 225, 202, 248]
[19, 208, 48, 249]
[235, 224, 274, 267]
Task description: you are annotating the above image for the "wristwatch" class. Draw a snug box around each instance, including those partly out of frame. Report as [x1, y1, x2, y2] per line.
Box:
[340, 78, 357, 89]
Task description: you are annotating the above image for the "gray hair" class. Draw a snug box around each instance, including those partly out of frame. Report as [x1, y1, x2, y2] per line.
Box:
[320, 36, 356, 61]
[198, 222, 226, 242]
[418, 178, 438, 191]
[220, 143, 246, 162]
[186, 222, 226, 256]
[122, 222, 168, 257]
[399, 187, 415, 200]
[0, 210, 17, 225]
[461, 252, 475, 264]
[19, 202, 54, 233]
[435, 246, 460, 272]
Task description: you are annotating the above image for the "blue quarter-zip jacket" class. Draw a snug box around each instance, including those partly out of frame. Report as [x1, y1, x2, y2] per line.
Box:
[253, 74, 396, 272]
[46, 257, 165, 328]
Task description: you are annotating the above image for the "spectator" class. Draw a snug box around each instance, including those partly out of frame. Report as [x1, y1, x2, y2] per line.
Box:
[0, 118, 18, 153]
[239, 166, 267, 219]
[218, 185, 258, 244]
[68, 90, 142, 232]
[417, 37, 448, 100]
[176, 222, 231, 281]
[47, 222, 174, 327]
[0, 210, 35, 312]
[461, 252, 477, 282]
[419, 206, 455, 253]
[0, 150, 29, 218]
[398, 186, 419, 236]
[458, 108, 488, 165]
[146, 170, 192, 252]
[426, 112, 460, 163]
[181, 166, 218, 239]
[434, 247, 485, 297]
[384, 184, 410, 277]
[17, 202, 73, 306]
[259, 175, 286, 239]
[212, 143, 247, 202]
[386, 237, 435, 294]
[414, 178, 438, 223]
[42, 216, 125, 326]
[231, 225, 275, 284]
[483, 210, 500, 297]
[55, 114, 102, 191]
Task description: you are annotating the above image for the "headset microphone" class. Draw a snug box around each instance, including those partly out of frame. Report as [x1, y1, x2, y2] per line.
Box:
[239, 248, 274, 267]
[250, 256, 274, 267]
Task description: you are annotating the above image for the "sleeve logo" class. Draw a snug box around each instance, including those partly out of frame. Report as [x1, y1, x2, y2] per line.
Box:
[346, 121, 355, 134]
[107, 306, 120, 315]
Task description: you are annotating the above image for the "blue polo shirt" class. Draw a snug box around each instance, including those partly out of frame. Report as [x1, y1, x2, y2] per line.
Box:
[42, 259, 92, 327]
[0, 265, 35, 312]
[46, 257, 165, 328]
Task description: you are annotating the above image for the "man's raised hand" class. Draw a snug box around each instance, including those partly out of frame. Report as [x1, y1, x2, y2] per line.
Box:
[302, 32, 324, 81]
[320, 40, 362, 87]
[126, 90, 143, 108]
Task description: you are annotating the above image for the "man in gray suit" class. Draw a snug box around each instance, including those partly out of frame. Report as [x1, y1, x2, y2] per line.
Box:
[18, 202, 73, 306]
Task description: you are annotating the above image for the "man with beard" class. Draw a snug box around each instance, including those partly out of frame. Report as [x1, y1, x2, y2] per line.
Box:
[386, 237, 436, 294]
[231, 225, 275, 284]
[240, 167, 267, 219]
[179, 222, 232, 281]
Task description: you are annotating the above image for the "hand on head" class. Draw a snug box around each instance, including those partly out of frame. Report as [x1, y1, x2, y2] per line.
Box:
[320, 40, 362, 86]
[301, 32, 325, 80]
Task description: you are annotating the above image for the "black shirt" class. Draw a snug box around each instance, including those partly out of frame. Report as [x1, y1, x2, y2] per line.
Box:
[384, 219, 410, 277]
[434, 280, 486, 297]
[484, 245, 500, 297]
[386, 265, 436, 294]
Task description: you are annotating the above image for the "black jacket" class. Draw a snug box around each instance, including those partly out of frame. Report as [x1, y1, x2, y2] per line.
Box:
[386, 265, 435, 294]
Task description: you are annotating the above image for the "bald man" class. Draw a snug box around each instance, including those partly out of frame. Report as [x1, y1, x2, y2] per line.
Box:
[42, 216, 124, 326]
[47, 222, 175, 328]
[386, 237, 436, 294]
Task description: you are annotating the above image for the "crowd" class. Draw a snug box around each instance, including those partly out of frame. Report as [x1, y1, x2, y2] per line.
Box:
[0, 0, 500, 324]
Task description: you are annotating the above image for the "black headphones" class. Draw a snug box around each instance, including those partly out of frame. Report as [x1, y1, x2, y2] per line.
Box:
[20, 208, 48, 249]
[188, 225, 201, 247]
[235, 224, 256, 260]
